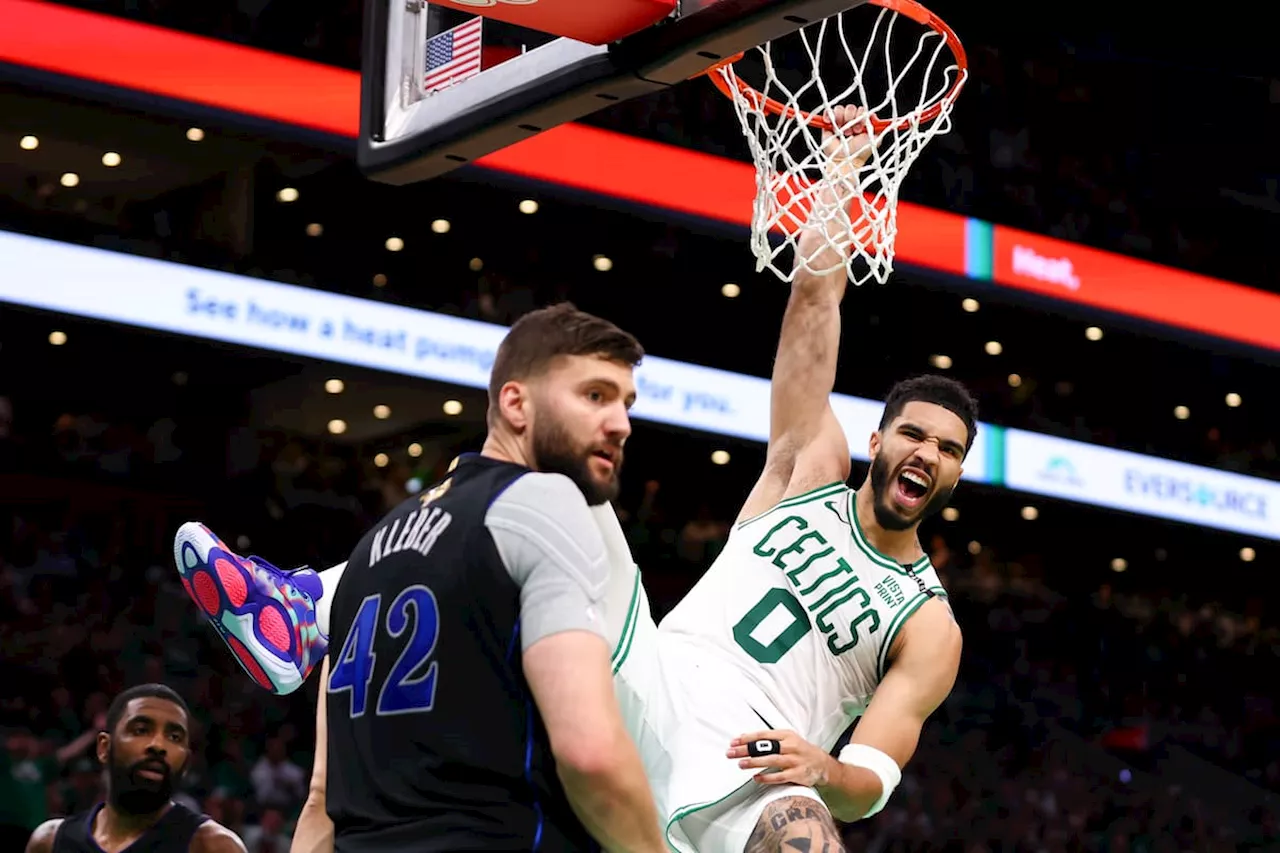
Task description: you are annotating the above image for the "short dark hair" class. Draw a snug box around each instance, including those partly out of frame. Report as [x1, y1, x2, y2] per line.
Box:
[105, 684, 191, 734]
[878, 375, 979, 455]
[487, 303, 644, 415]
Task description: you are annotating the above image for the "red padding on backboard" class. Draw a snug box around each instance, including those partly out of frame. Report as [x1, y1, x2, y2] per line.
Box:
[426, 0, 676, 46]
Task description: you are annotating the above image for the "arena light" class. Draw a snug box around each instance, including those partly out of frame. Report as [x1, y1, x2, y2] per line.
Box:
[1173, 405, 1190, 420]
[468, 258, 483, 272]
[1225, 392, 1242, 408]
[721, 283, 741, 298]
[984, 340, 1003, 356]
[372, 274, 387, 287]
[19, 135, 38, 150]
[519, 199, 539, 214]
[1240, 546, 1256, 562]
[961, 298, 979, 313]
[327, 418, 347, 435]
[966, 541, 981, 555]
[305, 223, 323, 237]
[430, 219, 450, 234]
[1007, 373, 1022, 388]
[593, 255, 613, 272]
[408, 442, 424, 457]
[101, 151, 121, 167]
[1110, 557, 1127, 572]
[1085, 326, 1104, 341]
[276, 187, 299, 202]
[710, 450, 730, 465]
[442, 399, 463, 416]
[941, 507, 959, 521]
[324, 378, 344, 394]
[929, 354, 952, 369]
[373, 404, 391, 419]
[186, 127, 205, 142]
[48, 330, 67, 345]
[385, 236, 404, 252]
[59, 172, 79, 188]
[374, 452, 389, 468]
[1020, 505, 1039, 521]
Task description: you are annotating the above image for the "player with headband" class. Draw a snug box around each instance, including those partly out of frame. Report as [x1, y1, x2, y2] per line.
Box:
[175, 105, 969, 853]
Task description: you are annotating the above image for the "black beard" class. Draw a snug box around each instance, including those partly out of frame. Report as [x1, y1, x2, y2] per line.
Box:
[107, 747, 177, 817]
[868, 454, 954, 532]
[531, 414, 620, 507]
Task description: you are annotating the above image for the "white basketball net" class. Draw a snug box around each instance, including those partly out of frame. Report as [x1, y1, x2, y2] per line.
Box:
[715, 3, 966, 285]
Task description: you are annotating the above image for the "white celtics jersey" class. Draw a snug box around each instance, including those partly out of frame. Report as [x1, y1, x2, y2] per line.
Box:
[658, 482, 947, 752]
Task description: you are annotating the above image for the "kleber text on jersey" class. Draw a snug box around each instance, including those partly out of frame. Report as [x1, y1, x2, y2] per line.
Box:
[368, 506, 453, 567]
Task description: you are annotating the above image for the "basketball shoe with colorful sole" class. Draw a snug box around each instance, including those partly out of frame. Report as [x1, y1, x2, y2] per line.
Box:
[173, 522, 327, 695]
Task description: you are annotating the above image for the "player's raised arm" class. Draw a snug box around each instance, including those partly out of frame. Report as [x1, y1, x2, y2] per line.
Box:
[739, 106, 874, 521]
[818, 599, 961, 821]
[489, 474, 666, 853]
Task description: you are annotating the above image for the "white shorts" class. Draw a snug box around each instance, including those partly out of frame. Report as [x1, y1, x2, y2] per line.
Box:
[611, 601, 826, 851]
[595, 507, 829, 852]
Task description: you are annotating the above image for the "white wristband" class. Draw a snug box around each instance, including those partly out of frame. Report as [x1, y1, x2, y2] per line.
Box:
[837, 743, 901, 819]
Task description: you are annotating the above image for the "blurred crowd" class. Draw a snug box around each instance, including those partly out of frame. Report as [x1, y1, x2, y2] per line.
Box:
[2, 391, 1276, 851]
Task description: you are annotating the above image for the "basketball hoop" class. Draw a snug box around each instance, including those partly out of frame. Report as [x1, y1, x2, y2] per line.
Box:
[704, 0, 968, 285]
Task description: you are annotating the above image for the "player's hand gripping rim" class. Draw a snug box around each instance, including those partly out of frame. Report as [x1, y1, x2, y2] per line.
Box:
[727, 729, 834, 788]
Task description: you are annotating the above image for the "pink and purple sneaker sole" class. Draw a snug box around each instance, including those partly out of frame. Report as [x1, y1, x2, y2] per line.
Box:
[173, 522, 327, 695]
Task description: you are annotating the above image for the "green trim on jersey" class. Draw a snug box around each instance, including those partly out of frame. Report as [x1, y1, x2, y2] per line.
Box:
[664, 781, 754, 852]
[737, 481, 848, 529]
[875, 590, 935, 679]
[847, 490, 932, 577]
[611, 569, 641, 673]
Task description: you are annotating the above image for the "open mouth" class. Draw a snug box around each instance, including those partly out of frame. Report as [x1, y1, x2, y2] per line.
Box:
[591, 449, 617, 470]
[894, 467, 932, 509]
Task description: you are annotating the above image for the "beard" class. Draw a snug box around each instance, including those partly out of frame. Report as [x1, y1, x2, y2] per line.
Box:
[107, 747, 178, 816]
[868, 454, 955, 532]
[531, 412, 621, 506]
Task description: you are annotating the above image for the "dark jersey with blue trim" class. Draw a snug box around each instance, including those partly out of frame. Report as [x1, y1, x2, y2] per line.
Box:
[52, 802, 208, 852]
[325, 454, 601, 853]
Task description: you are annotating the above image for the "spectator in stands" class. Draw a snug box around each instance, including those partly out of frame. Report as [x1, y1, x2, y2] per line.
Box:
[249, 737, 305, 816]
[0, 719, 101, 848]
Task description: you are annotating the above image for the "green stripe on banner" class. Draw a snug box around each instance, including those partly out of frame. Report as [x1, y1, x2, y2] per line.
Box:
[965, 218, 994, 280]
[984, 424, 1006, 486]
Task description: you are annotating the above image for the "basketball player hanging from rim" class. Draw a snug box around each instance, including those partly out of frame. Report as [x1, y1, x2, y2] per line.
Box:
[174, 105, 972, 853]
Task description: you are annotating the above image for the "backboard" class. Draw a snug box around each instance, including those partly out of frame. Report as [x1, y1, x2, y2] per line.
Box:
[357, 0, 868, 185]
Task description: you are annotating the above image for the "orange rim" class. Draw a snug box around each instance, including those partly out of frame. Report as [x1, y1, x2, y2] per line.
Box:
[703, 0, 967, 135]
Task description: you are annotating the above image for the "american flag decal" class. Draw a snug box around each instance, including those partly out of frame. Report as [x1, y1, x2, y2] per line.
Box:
[423, 17, 483, 95]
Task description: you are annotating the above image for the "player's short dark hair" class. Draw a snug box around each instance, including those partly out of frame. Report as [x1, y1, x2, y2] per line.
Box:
[105, 684, 191, 734]
[487, 303, 644, 417]
[879, 375, 979, 455]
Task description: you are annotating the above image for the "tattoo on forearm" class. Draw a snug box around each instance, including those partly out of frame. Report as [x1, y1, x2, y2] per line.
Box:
[745, 796, 845, 853]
